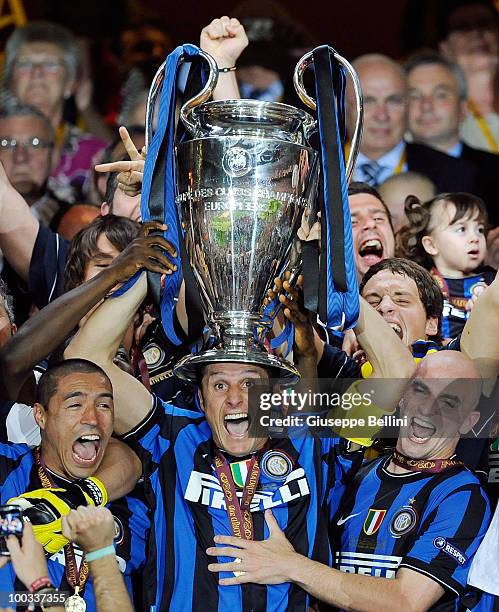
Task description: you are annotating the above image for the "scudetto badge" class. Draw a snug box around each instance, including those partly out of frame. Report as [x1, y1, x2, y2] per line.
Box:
[261, 450, 293, 481]
[389, 506, 418, 537]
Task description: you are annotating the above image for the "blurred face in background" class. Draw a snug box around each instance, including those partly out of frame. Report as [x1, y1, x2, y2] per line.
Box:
[407, 63, 465, 150]
[348, 56, 407, 159]
[11, 42, 73, 120]
[0, 115, 53, 203]
[441, 4, 499, 71]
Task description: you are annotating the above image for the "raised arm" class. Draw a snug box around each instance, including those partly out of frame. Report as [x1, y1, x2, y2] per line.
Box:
[62, 507, 134, 612]
[200, 16, 247, 101]
[0, 161, 39, 281]
[65, 272, 152, 435]
[355, 297, 414, 379]
[0, 226, 175, 403]
[92, 438, 142, 500]
[461, 269, 499, 393]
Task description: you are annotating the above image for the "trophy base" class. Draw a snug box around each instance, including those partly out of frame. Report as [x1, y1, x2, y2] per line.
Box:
[173, 346, 300, 384]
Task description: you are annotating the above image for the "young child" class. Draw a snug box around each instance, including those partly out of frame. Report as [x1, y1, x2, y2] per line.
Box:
[398, 192, 495, 338]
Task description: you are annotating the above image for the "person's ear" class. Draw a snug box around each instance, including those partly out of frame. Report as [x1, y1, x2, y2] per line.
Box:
[424, 316, 439, 338]
[439, 39, 453, 60]
[459, 410, 480, 435]
[100, 201, 110, 216]
[33, 403, 47, 429]
[10, 323, 17, 336]
[422, 234, 438, 256]
[197, 388, 206, 413]
[458, 99, 467, 123]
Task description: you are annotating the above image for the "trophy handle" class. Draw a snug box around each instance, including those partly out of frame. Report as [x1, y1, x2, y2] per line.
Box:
[145, 49, 219, 147]
[293, 48, 363, 183]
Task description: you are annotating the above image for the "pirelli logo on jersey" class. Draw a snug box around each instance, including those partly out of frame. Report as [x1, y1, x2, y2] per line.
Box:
[335, 551, 402, 579]
[184, 467, 310, 511]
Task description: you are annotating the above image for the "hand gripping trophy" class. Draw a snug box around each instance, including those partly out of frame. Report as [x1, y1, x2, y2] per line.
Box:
[140, 43, 363, 383]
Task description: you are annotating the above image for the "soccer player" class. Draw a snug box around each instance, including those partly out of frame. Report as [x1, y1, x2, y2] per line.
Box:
[65, 270, 415, 611]
[206, 350, 491, 611]
[0, 359, 145, 610]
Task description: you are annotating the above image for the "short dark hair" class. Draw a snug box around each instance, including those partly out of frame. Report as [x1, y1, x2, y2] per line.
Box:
[64, 214, 140, 291]
[0, 101, 54, 139]
[36, 359, 111, 408]
[359, 257, 444, 342]
[443, 1, 499, 38]
[104, 172, 120, 211]
[397, 192, 488, 269]
[0, 279, 14, 325]
[348, 181, 394, 232]
[404, 50, 468, 100]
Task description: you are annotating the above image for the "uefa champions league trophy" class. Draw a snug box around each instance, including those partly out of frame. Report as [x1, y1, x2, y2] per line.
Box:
[144, 47, 362, 383]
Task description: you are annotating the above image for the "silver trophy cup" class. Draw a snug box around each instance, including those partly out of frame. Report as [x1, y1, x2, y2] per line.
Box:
[145, 48, 362, 383]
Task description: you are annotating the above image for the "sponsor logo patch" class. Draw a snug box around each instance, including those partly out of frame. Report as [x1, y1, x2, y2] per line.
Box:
[185, 467, 309, 511]
[433, 537, 467, 565]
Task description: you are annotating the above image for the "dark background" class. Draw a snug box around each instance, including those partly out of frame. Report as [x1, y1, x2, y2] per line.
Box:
[13, 0, 458, 59]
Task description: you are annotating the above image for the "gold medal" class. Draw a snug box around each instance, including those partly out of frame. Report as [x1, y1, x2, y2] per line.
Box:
[65, 588, 87, 612]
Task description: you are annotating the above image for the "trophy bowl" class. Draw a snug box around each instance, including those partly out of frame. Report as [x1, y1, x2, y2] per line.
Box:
[143, 48, 362, 383]
[173, 99, 318, 383]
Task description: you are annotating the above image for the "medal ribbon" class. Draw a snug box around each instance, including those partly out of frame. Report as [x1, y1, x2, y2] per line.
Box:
[34, 448, 90, 595]
[467, 100, 499, 153]
[393, 147, 407, 175]
[430, 267, 450, 300]
[391, 449, 464, 474]
[214, 452, 260, 541]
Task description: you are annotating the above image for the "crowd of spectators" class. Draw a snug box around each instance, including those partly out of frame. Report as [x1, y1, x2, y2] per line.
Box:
[0, 1, 497, 611]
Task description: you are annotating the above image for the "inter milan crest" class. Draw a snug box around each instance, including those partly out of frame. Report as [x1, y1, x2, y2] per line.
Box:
[261, 450, 293, 481]
[363, 509, 387, 536]
[389, 506, 418, 538]
[230, 459, 253, 489]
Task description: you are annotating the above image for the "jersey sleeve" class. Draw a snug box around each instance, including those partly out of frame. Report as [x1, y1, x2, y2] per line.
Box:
[120, 394, 202, 473]
[399, 482, 491, 596]
[28, 226, 69, 309]
[318, 343, 360, 379]
[0, 443, 33, 492]
[322, 438, 364, 512]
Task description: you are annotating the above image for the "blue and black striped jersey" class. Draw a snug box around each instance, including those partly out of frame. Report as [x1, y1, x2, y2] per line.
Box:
[329, 455, 491, 611]
[0, 442, 149, 611]
[122, 395, 363, 612]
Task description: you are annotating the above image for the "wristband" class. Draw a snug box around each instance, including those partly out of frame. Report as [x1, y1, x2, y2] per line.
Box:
[85, 544, 115, 562]
[29, 576, 52, 593]
[218, 66, 236, 73]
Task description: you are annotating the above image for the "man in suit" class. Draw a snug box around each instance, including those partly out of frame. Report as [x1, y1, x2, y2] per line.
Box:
[346, 54, 480, 196]
[405, 51, 498, 224]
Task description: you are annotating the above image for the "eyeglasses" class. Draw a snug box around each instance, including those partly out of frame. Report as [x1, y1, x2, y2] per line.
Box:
[0, 137, 53, 152]
[14, 58, 65, 74]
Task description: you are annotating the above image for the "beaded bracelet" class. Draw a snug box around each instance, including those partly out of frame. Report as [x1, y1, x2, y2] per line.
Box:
[218, 66, 237, 73]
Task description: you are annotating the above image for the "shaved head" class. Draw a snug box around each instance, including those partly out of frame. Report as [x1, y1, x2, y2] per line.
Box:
[348, 54, 408, 159]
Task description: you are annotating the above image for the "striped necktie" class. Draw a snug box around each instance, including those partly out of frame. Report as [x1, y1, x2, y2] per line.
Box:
[360, 160, 383, 186]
